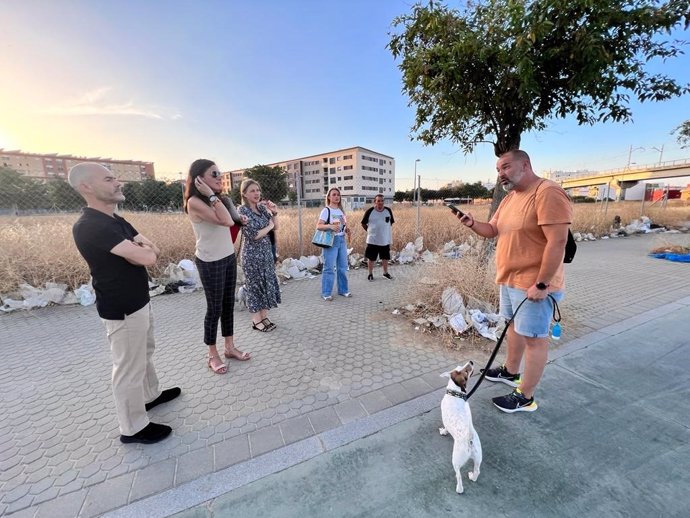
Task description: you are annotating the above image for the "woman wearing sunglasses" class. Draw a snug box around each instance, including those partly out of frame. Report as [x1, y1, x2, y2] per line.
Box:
[184, 159, 251, 374]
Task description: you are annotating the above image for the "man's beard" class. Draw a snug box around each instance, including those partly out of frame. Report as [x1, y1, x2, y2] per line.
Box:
[501, 181, 515, 192]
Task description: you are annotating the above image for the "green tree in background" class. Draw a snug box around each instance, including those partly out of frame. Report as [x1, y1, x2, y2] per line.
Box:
[48, 179, 84, 210]
[389, 0, 690, 215]
[229, 185, 242, 205]
[675, 120, 690, 148]
[243, 165, 288, 203]
[121, 181, 144, 211]
[139, 179, 172, 211]
[0, 167, 48, 210]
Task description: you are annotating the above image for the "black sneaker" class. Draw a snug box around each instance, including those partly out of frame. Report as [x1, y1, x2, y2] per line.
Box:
[492, 389, 538, 413]
[367, 274, 374, 282]
[382, 273, 393, 280]
[120, 422, 172, 444]
[145, 387, 182, 411]
[482, 364, 521, 387]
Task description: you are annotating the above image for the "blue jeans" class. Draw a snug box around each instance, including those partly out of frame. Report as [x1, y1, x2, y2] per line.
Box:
[321, 234, 349, 297]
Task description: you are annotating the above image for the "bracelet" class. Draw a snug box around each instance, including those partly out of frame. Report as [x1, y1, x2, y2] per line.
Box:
[468, 220, 475, 228]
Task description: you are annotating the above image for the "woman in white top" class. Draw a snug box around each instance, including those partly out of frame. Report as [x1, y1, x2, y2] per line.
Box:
[316, 187, 351, 301]
[184, 159, 251, 374]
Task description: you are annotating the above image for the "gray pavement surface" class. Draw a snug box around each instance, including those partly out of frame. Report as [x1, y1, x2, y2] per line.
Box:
[168, 303, 690, 518]
[1, 232, 689, 517]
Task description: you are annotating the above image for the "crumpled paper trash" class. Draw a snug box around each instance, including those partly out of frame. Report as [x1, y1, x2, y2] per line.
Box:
[448, 313, 470, 333]
[468, 309, 502, 341]
[1, 282, 87, 312]
[442, 287, 466, 315]
[398, 243, 417, 264]
[277, 258, 315, 280]
[74, 284, 96, 306]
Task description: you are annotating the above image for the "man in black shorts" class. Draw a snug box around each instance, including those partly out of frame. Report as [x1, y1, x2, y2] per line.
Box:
[361, 194, 395, 281]
[69, 162, 180, 444]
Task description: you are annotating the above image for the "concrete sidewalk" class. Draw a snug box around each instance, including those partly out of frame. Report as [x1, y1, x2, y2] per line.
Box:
[147, 297, 690, 518]
[1, 232, 689, 517]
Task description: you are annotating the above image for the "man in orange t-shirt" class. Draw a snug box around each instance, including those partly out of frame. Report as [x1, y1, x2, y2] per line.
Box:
[456, 150, 572, 413]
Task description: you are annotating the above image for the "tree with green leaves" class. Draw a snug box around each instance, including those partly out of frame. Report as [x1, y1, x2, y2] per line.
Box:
[674, 120, 690, 147]
[243, 165, 288, 203]
[287, 189, 298, 205]
[48, 178, 85, 210]
[389, 0, 690, 213]
[0, 167, 48, 210]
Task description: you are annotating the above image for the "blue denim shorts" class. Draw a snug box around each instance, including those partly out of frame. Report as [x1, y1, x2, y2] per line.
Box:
[499, 285, 563, 338]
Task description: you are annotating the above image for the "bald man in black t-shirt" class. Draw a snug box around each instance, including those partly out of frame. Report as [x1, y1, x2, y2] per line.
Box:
[69, 163, 181, 444]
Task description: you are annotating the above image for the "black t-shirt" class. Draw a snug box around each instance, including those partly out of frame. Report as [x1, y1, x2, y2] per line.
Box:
[72, 208, 150, 319]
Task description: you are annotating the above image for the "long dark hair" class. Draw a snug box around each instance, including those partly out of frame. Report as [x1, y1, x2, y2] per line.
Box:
[184, 159, 215, 213]
[183, 158, 243, 224]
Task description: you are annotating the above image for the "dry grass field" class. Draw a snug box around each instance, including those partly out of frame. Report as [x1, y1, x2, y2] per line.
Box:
[1, 201, 688, 295]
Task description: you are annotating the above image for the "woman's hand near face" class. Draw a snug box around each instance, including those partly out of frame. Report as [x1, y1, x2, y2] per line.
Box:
[194, 177, 214, 197]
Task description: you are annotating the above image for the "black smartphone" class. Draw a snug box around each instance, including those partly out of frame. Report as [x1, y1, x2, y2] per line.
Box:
[448, 204, 465, 217]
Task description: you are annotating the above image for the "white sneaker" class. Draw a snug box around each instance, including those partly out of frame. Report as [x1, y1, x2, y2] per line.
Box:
[323, 296, 333, 301]
[341, 293, 352, 298]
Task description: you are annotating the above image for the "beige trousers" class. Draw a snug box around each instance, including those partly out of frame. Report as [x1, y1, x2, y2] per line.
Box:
[102, 303, 161, 436]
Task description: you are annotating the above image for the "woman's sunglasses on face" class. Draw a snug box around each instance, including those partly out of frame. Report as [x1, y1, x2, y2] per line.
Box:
[206, 171, 221, 178]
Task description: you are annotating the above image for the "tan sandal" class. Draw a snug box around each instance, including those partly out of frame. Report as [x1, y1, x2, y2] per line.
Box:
[224, 346, 251, 361]
[207, 354, 227, 374]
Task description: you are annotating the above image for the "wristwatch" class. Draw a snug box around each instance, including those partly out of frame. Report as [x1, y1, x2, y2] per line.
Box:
[536, 282, 549, 290]
[209, 195, 219, 204]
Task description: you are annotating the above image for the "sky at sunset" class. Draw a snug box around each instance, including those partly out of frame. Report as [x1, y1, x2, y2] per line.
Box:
[2, 0, 690, 190]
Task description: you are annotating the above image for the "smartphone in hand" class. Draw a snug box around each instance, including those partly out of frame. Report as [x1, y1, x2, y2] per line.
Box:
[448, 204, 465, 217]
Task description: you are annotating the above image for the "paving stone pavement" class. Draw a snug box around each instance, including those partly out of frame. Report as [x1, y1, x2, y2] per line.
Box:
[0, 232, 688, 517]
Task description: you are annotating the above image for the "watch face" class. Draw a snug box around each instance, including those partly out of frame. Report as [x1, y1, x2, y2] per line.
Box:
[536, 282, 548, 290]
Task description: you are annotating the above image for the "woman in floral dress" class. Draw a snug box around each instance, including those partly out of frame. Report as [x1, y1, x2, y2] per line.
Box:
[238, 179, 281, 332]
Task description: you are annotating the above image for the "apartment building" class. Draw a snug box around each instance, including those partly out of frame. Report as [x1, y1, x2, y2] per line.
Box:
[0, 149, 155, 182]
[224, 146, 395, 208]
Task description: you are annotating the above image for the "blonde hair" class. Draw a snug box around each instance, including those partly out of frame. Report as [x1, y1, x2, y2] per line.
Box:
[325, 187, 343, 210]
[240, 178, 260, 205]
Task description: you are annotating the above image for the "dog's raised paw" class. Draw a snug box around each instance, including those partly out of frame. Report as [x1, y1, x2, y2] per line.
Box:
[439, 427, 448, 436]
[468, 471, 479, 482]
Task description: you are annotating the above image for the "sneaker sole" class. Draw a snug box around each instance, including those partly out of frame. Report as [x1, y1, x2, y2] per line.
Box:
[493, 401, 538, 413]
[484, 375, 520, 388]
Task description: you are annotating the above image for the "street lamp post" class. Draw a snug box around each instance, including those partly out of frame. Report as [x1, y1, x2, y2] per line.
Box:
[626, 145, 644, 169]
[651, 145, 664, 166]
[414, 159, 421, 238]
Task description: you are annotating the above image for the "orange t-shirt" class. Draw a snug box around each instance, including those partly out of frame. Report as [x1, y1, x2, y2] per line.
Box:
[490, 179, 572, 291]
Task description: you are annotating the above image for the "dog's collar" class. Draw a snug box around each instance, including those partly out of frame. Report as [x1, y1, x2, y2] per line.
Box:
[446, 388, 468, 401]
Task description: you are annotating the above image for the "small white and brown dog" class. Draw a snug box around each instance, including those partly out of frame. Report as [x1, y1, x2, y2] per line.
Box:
[439, 361, 482, 494]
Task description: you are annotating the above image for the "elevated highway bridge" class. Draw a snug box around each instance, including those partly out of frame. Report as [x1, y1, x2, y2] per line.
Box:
[551, 158, 690, 192]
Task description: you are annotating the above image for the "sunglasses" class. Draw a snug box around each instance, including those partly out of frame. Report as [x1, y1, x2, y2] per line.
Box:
[204, 170, 221, 178]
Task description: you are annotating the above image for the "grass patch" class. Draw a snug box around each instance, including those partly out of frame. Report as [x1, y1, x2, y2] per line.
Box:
[0, 201, 688, 294]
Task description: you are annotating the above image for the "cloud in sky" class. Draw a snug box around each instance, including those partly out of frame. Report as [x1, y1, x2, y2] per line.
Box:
[42, 87, 181, 120]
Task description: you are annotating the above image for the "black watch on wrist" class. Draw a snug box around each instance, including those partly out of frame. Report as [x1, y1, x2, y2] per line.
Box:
[536, 282, 549, 290]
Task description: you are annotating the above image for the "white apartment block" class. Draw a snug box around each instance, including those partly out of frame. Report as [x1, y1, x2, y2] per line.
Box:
[224, 146, 395, 209]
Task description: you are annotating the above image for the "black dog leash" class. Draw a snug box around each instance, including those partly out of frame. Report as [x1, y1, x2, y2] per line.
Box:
[464, 294, 561, 400]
